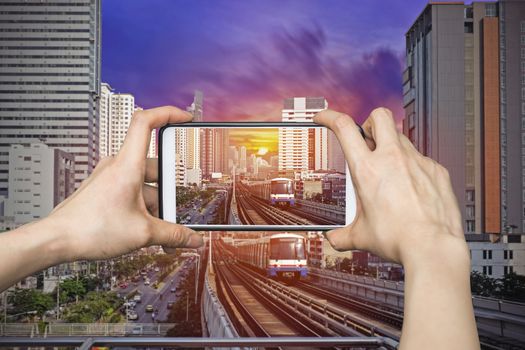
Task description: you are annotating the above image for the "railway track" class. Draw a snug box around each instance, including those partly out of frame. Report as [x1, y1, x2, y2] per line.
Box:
[236, 182, 318, 225]
[213, 245, 333, 350]
[294, 281, 403, 329]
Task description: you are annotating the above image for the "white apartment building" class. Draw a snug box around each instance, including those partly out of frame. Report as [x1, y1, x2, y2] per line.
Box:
[98, 86, 158, 159]
[148, 128, 157, 158]
[279, 97, 328, 172]
[175, 128, 187, 186]
[0, 0, 102, 194]
[109, 93, 134, 156]
[99, 83, 113, 158]
[467, 234, 525, 279]
[6, 143, 75, 226]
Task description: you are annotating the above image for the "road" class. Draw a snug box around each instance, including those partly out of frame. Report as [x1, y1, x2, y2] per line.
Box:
[114, 257, 195, 323]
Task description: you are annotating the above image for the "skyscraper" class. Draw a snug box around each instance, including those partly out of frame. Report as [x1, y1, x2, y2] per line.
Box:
[0, 0, 102, 195]
[99, 83, 113, 158]
[279, 97, 328, 172]
[403, 0, 525, 234]
[185, 91, 202, 185]
[98, 85, 137, 157]
[239, 146, 247, 174]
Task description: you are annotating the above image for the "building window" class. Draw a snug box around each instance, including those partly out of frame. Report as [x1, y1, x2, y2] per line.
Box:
[466, 220, 475, 232]
[483, 250, 492, 260]
[483, 266, 493, 276]
[522, 21, 525, 33]
[466, 205, 475, 218]
[464, 22, 473, 33]
[465, 7, 473, 19]
[504, 266, 514, 275]
[466, 190, 475, 202]
[485, 3, 497, 17]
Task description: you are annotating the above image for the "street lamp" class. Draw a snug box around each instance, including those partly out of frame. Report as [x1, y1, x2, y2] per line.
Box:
[181, 252, 201, 304]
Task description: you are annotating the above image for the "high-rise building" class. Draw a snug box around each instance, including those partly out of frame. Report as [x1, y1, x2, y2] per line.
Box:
[175, 128, 187, 186]
[148, 128, 157, 158]
[403, 1, 525, 234]
[99, 83, 113, 158]
[109, 93, 135, 156]
[0, 0, 102, 194]
[98, 87, 155, 158]
[239, 146, 247, 174]
[6, 143, 75, 226]
[187, 90, 203, 122]
[185, 91, 202, 185]
[279, 97, 328, 173]
[213, 128, 229, 174]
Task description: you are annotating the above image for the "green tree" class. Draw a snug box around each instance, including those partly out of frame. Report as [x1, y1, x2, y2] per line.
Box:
[470, 271, 497, 297]
[59, 278, 86, 302]
[496, 272, 525, 302]
[63, 291, 122, 323]
[8, 288, 54, 318]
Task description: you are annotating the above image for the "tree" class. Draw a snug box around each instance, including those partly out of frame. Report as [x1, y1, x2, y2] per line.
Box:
[470, 271, 497, 297]
[496, 272, 525, 302]
[8, 288, 54, 318]
[59, 278, 86, 302]
[63, 291, 122, 323]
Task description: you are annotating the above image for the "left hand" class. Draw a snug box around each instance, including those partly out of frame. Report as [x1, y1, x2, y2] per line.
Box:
[47, 106, 203, 262]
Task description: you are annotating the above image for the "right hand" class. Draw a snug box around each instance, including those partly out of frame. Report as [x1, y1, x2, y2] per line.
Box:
[314, 108, 469, 268]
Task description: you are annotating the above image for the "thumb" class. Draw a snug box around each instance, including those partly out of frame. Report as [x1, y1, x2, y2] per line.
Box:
[324, 216, 365, 252]
[148, 217, 204, 250]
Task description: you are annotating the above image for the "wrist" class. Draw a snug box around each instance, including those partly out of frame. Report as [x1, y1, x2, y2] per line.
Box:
[24, 216, 73, 266]
[401, 233, 471, 277]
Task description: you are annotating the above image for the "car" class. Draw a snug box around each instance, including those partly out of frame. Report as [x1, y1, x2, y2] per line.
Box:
[154, 267, 160, 272]
[145, 305, 153, 312]
[133, 294, 142, 303]
[119, 283, 128, 289]
[167, 301, 174, 309]
[144, 280, 150, 286]
[127, 311, 138, 320]
[170, 288, 176, 293]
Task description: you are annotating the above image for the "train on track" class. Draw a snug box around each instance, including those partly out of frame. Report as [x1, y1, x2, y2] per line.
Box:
[243, 177, 295, 206]
[235, 233, 307, 279]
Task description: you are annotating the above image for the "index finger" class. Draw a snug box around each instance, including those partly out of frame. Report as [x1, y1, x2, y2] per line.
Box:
[119, 106, 192, 165]
[313, 109, 370, 172]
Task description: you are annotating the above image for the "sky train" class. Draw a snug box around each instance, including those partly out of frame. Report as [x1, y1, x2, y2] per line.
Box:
[235, 233, 308, 279]
[244, 178, 295, 206]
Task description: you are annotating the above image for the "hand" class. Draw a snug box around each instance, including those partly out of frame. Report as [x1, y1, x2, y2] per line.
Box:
[314, 108, 469, 268]
[46, 106, 203, 262]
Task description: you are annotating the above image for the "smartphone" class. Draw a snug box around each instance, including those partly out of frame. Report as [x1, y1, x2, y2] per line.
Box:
[159, 122, 356, 231]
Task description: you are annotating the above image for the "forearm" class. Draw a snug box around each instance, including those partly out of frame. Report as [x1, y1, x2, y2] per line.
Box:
[400, 238, 479, 350]
[0, 218, 69, 292]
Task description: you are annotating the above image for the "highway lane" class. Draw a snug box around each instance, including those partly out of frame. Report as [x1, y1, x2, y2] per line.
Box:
[118, 258, 194, 323]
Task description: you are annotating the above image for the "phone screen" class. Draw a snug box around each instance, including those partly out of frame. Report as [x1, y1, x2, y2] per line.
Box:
[160, 124, 354, 230]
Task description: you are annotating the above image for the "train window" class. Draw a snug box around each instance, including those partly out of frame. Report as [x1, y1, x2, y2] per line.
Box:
[270, 238, 306, 260]
[271, 181, 293, 194]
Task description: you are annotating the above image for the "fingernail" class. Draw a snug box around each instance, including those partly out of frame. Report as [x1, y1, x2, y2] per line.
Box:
[188, 233, 204, 248]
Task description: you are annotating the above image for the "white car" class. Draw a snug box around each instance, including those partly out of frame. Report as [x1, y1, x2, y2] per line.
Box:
[144, 280, 150, 286]
[133, 294, 142, 303]
[154, 267, 160, 272]
[127, 311, 139, 320]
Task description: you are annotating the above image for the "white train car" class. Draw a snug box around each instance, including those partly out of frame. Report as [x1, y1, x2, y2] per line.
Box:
[235, 233, 307, 279]
[245, 178, 295, 206]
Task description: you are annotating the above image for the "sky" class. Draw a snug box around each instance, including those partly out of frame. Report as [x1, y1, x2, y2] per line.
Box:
[228, 128, 279, 159]
[102, 0, 433, 125]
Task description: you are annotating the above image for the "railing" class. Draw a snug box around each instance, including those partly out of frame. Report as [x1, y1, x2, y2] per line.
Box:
[0, 323, 39, 337]
[0, 336, 396, 349]
[42, 323, 176, 337]
[202, 267, 239, 339]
